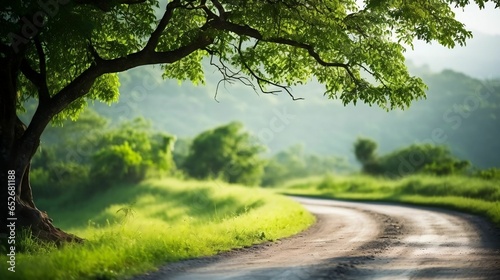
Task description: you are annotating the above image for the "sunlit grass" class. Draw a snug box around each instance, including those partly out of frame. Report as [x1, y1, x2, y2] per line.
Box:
[277, 174, 500, 226]
[1, 178, 314, 280]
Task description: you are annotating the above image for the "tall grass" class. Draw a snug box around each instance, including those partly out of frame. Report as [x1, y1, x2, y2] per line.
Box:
[1, 178, 314, 280]
[278, 174, 500, 226]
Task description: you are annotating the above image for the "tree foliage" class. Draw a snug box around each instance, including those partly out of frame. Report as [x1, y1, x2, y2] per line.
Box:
[354, 138, 378, 165]
[474, 167, 500, 181]
[91, 142, 145, 185]
[354, 139, 470, 177]
[95, 117, 176, 175]
[183, 122, 265, 185]
[4, 0, 498, 118]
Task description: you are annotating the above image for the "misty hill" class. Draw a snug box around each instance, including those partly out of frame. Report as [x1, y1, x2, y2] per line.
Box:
[404, 32, 500, 79]
[91, 64, 500, 169]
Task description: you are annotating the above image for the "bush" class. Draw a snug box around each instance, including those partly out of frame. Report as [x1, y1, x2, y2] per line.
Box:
[29, 114, 177, 200]
[474, 168, 500, 181]
[354, 139, 470, 178]
[90, 142, 146, 187]
[96, 117, 176, 176]
[378, 144, 469, 177]
[31, 162, 90, 198]
[317, 175, 340, 191]
[183, 122, 265, 186]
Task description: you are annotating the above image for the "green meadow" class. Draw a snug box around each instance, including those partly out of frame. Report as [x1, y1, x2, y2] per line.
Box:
[277, 174, 500, 226]
[0, 178, 314, 280]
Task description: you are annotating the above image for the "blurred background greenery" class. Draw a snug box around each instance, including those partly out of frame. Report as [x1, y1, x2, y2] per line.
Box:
[19, 56, 500, 203]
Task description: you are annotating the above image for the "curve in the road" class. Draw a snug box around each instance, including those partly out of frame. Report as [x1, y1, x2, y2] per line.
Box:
[135, 197, 500, 280]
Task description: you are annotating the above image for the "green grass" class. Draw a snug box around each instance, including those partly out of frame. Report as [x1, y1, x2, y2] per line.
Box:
[1, 178, 314, 280]
[276, 174, 500, 226]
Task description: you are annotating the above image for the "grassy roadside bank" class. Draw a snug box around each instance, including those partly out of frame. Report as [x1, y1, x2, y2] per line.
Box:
[1, 178, 314, 280]
[276, 174, 500, 226]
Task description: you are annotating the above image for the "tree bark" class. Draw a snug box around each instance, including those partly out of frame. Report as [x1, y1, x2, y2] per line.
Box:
[1, 121, 82, 245]
[1, 119, 83, 245]
[1, 63, 82, 245]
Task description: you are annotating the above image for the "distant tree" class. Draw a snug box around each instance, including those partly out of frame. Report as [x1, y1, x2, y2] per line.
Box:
[262, 144, 350, 186]
[150, 132, 176, 173]
[356, 141, 470, 177]
[183, 122, 264, 185]
[31, 115, 175, 197]
[94, 117, 176, 180]
[91, 142, 145, 186]
[1, 0, 497, 242]
[354, 138, 378, 165]
[380, 144, 470, 176]
[474, 167, 500, 181]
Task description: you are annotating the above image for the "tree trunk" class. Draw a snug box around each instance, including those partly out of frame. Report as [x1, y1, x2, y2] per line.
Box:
[1, 61, 82, 245]
[1, 119, 83, 245]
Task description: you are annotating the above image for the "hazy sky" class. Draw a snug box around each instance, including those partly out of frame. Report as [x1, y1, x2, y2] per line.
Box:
[403, 2, 500, 78]
[453, 2, 500, 35]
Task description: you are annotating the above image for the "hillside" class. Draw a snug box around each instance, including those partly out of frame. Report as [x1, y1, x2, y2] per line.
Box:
[91, 64, 500, 168]
[405, 32, 500, 79]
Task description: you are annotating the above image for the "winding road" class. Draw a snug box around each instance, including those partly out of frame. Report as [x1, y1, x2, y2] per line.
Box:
[135, 197, 500, 279]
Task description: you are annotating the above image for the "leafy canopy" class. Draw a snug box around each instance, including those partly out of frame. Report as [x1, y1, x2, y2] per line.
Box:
[3, 0, 498, 123]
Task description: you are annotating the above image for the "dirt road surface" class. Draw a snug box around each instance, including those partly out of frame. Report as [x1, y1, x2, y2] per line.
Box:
[135, 197, 500, 279]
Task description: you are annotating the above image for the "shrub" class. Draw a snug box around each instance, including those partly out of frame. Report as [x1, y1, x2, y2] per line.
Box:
[474, 168, 500, 181]
[317, 175, 338, 191]
[90, 142, 146, 187]
[31, 162, 90, 198]
[355, 140, 470, 178]
[183, 122, 265, 186]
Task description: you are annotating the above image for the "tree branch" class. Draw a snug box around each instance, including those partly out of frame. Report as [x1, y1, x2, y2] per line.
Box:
[207, 50, 259, 102]
[33, 36, 50, 103]
[355, 62, 390, 89]
[144, 0, 182, 52]
[199, 0, 218, 19]
[51, 31, 213, 115]
[20, 31, 213, 155]
[209, 0, 227, 20]
[19, 60, 40, 87]
[235, 39, 303, 100]
[87, 39, 103, 64]
[208, 19, 358, 82]
[33, 37, 46, 77]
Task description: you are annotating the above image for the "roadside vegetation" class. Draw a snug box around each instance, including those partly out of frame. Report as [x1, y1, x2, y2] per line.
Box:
[273, 137, 500, 227]
[275, 174, 500, 226]
[0, 178, 314, 280]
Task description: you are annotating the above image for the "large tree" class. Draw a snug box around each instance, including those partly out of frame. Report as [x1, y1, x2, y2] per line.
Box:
[0, 0, 498, 243]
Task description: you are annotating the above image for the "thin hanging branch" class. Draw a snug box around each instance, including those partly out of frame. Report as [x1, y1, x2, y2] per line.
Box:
[235, 39, 304, 100]
[206, 48, 259, 102]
